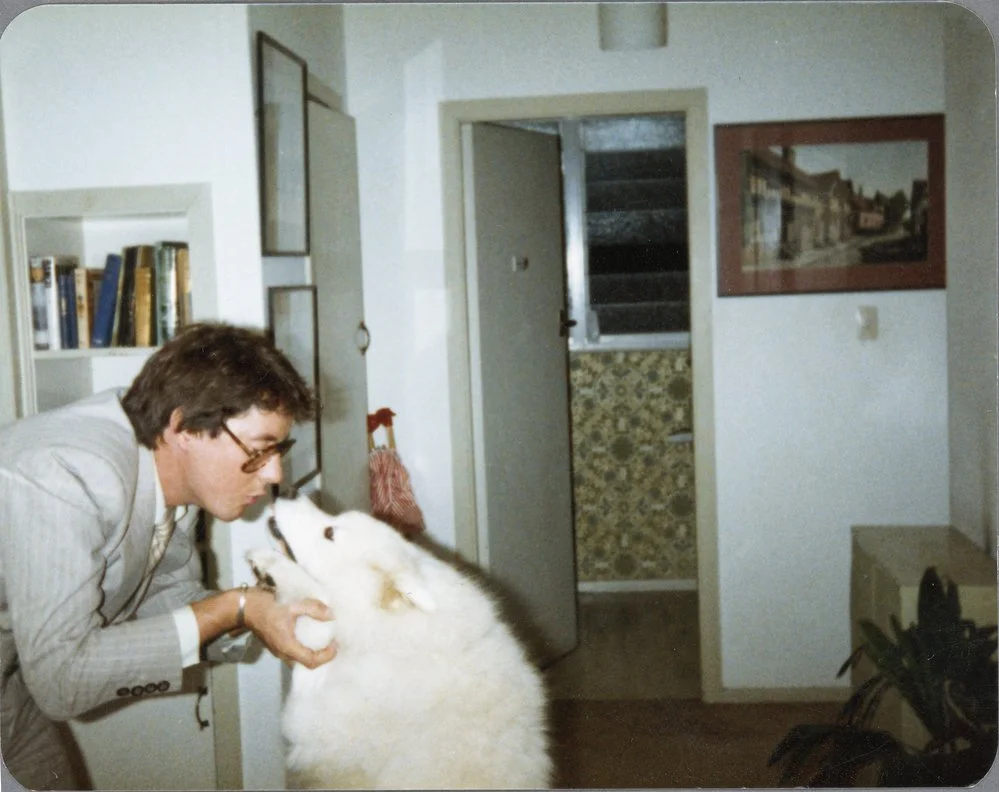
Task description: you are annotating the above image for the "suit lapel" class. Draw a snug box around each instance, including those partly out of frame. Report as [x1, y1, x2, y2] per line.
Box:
[106, 444, 159, 621]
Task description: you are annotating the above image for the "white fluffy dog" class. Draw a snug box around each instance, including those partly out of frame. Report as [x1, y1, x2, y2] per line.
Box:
[246, 496, 551, 790]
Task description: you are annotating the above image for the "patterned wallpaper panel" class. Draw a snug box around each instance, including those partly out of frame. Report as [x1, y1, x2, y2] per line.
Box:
[569, 349, 696, 582]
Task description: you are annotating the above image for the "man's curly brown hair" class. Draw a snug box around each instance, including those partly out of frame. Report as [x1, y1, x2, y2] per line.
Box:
[122, 322, 317, 449]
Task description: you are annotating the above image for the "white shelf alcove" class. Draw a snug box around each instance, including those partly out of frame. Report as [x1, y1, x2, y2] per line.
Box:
[5, 184, 224, 790]
[8, 183, 217, 415]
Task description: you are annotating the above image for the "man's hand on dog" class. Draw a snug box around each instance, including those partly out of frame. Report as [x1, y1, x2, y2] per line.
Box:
[245, 588, 338, 668]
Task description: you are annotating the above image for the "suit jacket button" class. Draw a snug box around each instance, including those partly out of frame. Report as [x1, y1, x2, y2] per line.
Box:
[131, 685, 144, 697]
[144, 682, 158, 694]
[157, 681, 170, 692]
[116, 687, 130, 697]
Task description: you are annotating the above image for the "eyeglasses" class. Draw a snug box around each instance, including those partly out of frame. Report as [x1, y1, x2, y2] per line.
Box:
[220, 420, 296, 473]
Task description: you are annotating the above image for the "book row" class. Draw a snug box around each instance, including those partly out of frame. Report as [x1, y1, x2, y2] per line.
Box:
[29, 242, 192, 351]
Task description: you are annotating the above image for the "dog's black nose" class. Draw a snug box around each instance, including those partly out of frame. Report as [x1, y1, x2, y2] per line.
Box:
[270, 483, 301, 501]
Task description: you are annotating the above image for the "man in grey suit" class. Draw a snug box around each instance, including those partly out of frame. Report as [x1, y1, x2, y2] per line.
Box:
[0, 322, 338, 789]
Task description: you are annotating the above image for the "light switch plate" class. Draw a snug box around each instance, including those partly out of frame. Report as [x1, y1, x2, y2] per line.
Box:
[857, 305, 878, 340]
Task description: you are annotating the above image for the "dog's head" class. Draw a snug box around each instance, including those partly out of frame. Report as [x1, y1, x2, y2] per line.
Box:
[271, 495, 437, 613]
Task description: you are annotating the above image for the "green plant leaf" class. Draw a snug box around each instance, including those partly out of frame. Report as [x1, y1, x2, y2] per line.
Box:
[859, 620, 911, 694]
[768, 723, 841, 782]
[858, 677, 892, 731]
[773, 565, 999, 787]
[810, 728, 904, 787]
[837, 644, 865, 678]
[917, 566, 945, 625]
[893, 618, 947, 740]
[838, 674, 886, 728]
[917, 566, 962, 635]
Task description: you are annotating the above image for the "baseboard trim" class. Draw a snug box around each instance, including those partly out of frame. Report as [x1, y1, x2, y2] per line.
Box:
[705, 685, 849, 704]
[578, 579, 698, 593]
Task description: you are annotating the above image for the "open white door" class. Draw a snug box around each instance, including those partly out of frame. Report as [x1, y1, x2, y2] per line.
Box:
[463, 122, 577, 665]
[308, 100, 371, 513]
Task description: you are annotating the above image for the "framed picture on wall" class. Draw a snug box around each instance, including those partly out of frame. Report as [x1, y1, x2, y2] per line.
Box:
[257, 32, 310, 256]
[268, 285, 320, 491]
[715, 114, 945, 297]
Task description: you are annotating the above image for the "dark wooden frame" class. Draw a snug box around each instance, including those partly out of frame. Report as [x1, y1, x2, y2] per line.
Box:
[267, 285, 320, 491]
[715, 114, 945, 297]
[257, 32, 310, 256]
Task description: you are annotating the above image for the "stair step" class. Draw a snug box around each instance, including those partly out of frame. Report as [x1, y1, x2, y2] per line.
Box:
[593, 301, 689, 335]
[590, 272, 689, 304]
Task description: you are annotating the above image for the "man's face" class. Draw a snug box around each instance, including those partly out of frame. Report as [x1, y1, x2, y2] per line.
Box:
[184, 406, 294, 521]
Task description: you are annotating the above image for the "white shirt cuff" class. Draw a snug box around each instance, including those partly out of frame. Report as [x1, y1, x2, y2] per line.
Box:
[172, 606, 201, 668]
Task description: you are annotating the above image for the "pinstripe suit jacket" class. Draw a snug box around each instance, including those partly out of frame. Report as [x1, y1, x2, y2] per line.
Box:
[0, 389, 210, 723]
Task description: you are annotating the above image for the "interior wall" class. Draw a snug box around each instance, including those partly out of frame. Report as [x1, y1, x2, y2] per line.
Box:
[240, 8, 344, 786]
[343, 2, 955, 691]
[248, 4, 345, 97]
[943, 4, 999, 557]
[0, 77, 17, 427]
[0, 5, 343, 788]
[0, 5, 275, 786]
[1, 5, 263, 324]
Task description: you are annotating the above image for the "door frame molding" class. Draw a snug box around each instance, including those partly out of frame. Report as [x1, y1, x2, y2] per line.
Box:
[439, 89, 722, 702]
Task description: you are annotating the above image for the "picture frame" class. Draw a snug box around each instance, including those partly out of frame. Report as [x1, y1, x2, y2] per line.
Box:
[268, 285, 320, 491]
[257, 32, 310, 256]
[715, 114, 945, 297]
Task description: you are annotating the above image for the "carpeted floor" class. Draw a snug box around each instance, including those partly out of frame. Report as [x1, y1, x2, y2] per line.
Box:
[548, 697, 843, 788]
[543, 592, 844, 788]
[544, 591, 702, 701]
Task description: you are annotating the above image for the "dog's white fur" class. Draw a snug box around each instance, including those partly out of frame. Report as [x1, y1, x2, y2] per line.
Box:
[247, 496, 551, 790]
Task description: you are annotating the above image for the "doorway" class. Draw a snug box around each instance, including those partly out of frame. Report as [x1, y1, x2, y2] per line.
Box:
[499, 112, 696, 589]
[441, 90, 722, 701]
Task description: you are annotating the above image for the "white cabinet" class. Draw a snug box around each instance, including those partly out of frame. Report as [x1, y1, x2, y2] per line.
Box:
[851, 525, 998, 748]
[7, 183, 216, 415]
[67, 670, 218, 791]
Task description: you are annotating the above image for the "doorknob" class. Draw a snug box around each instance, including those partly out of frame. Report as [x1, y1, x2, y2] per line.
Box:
[559, 309, 577, 338]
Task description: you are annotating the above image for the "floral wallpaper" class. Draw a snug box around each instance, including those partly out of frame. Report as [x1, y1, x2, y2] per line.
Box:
[569, 349, 696, 581]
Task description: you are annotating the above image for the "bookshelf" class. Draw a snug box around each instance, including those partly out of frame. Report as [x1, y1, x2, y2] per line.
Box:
[8, 184, 216, 415]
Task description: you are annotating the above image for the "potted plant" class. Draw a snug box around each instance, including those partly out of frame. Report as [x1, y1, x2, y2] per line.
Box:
[768, 566, 997, 786]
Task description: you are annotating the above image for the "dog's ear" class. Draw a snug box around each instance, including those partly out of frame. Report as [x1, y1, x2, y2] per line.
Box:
[377, 566, 437, 612]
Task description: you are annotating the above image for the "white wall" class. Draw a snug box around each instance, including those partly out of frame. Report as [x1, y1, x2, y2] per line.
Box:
[2, 5, 263, 325]
[0, 0, 986, 712]
[944, 5, 999, 557]
[344, 2, 955, 690]
[0, 76, 17, 427]
[248, 4, 345, 98]
[240, 10, 344, 788]
[0, 5, 274, 787]
[1, 5, 342, 789]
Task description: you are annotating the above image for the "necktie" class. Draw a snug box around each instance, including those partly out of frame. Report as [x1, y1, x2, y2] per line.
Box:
[145, 512, 176, 576]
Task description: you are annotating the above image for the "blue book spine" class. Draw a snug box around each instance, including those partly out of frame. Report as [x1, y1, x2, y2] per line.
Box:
[91, 253, 122, 348]
[56, 270, 74, 349]
[64, 269, 78, 348]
